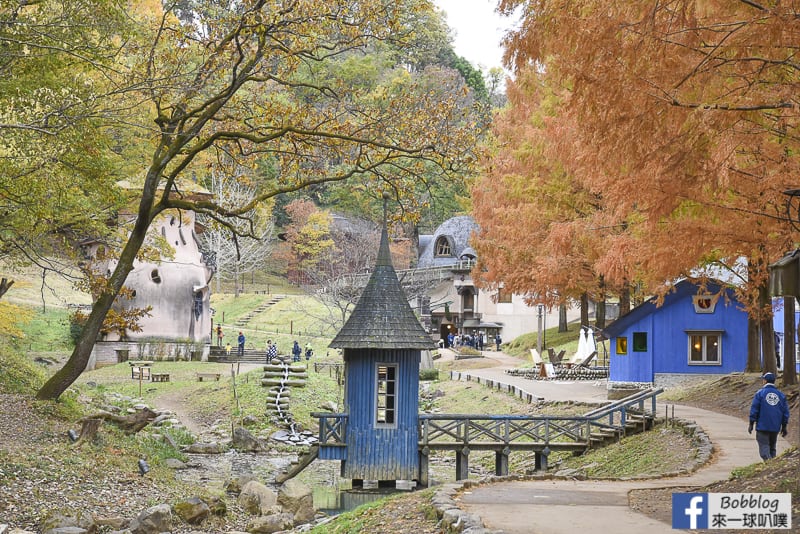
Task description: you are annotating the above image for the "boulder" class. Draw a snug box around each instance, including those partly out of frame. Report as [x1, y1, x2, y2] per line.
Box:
[128, 503, 172, 534]
[277, 479, 315, 525]
[225, 474, 258, 495]
[183, 441, 226, 454]
[173, 496, 210, 525]
[40, 511, 96, 534]
[232, 427, 263, 452]
[238, 480, 278, 516]
[246, 513, 295, 534]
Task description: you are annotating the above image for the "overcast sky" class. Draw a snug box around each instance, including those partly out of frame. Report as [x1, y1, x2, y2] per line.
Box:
[433, 0, 517, 73]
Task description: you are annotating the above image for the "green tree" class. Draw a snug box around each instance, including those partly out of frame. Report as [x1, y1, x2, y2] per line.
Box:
[34, 0, 481, 400]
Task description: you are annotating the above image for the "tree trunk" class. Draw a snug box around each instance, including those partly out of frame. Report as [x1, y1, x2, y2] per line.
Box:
[0, 277, 13, 300]
[558, 302, 568, 333]
[747, 316, 761, 372]
[619, 281, 631, 317]
[37, 172, 160, 400]
[79, 407, 157, 435]
[74, 417, 102, 448]
[760, 282, 778, 376]
[595, 276, 607, 329]
[783, 297, 796, 386]
[580, 292, 589, 326]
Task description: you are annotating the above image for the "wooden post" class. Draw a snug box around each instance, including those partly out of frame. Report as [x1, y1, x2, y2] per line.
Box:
[456, 446, 470, 480]
[495, 448, 509, 476]
[419, 447, 430, 487]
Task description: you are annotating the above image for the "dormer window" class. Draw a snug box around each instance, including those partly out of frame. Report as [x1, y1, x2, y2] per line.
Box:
[692, 295, 718, 314]
[435, 236, 453, 257]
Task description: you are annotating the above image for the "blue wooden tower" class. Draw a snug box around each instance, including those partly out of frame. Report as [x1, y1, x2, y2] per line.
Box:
[323, 198, 435, 485]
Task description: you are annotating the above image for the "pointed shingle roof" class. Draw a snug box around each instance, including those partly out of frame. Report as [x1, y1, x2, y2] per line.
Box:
[330, 200, 435, 350]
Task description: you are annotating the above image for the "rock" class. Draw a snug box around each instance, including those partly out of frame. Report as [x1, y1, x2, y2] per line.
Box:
[277, 479, 315, 525]
[242, 415, 260, 426]
[225, 474, 258, 495]
[164, 458, 188, 469]
[238, 480, 278, 516]
[173, 496, 210, 525]
[128, 503, 172, 534]
[320, 400, 338, 412]
[151, 414, 172, 425]
[183, 441, 226, 454]
[205, 494, 227, 516]
[246, 512, 295, 534]
[40, 511, 96, 534]
[232, 427, 263, 452]
[93, 517, 127, 530]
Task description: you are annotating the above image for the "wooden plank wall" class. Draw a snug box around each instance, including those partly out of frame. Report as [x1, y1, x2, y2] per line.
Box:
[342, 348, 420, 480]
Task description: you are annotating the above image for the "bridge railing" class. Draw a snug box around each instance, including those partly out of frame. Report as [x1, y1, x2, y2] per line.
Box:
[314, 388, 663, 450]
[313, 413, 347, 445]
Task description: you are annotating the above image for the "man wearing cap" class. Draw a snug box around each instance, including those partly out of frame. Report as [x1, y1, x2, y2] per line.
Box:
[748, 372, 790, 461]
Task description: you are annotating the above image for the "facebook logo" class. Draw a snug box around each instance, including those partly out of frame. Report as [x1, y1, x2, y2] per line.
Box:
[672, 493, 708, 529]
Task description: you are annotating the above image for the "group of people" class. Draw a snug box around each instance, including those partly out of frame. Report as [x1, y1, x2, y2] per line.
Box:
[442, 331, 502, 351]
[215, 325, 313, 363]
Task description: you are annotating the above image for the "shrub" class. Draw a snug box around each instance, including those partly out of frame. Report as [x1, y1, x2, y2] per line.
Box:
[419, 368, 439, 381]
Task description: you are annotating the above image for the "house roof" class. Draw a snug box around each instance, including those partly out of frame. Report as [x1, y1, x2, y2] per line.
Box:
[602, 279, 734, 338]
[417, 215, 479, 269]
[330, 202, 435, 350]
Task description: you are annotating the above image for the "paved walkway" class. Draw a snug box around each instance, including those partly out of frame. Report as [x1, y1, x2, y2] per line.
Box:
[444, 349, 791, 533]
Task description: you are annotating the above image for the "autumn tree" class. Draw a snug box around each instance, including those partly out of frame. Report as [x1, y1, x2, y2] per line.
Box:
[0, 0, 128, 295]
[486, 0, 800, 377]
[34, 0, 482, 400]
[472, 70, 623, 329]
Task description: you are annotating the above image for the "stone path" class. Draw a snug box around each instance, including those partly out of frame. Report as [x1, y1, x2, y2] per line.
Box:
[444, 349, 792, 534]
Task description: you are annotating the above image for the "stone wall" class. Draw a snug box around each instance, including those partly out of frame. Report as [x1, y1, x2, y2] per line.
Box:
[88, 341, 210, 369]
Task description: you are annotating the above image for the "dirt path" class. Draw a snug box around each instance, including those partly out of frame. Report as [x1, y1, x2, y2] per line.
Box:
[150, 363, 263, 439]
[154, 389, 204, 436]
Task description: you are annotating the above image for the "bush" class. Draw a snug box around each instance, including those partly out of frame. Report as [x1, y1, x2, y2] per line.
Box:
[419, 368, 439, 381]
[0, 342, 47, 394]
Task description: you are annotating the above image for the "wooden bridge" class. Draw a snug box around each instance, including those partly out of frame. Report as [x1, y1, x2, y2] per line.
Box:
[314, 388, 663, 485]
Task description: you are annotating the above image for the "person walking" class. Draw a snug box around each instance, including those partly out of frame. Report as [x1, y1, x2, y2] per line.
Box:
[216, 324, 223, 347]
[292, 340, 302, 362]
[237, 331, 246, 358]
[495, 333, 502, 351]
[305, 342, 314, 361]
[748, 372, 790, 461]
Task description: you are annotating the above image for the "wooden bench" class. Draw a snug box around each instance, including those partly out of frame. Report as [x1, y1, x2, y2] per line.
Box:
[151, 373, 170, 382]
[196, 372, 221, 382]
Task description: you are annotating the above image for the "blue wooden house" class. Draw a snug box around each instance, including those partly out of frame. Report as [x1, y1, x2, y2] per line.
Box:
[602, 280, 749, 385]
[319, 202, 435, 486]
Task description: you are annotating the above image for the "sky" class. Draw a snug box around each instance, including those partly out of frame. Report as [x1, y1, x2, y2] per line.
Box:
[433, 0, 517, 73]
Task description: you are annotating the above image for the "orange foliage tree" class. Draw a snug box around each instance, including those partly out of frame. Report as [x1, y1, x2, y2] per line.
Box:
[475, 0, 800, 372]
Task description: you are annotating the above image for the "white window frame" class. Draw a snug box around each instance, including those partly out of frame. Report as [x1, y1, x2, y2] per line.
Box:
[686, 330, 723, 365]
[375, 363, 398, 428]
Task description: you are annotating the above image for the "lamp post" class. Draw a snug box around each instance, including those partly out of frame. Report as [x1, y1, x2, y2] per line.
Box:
[537, 304, 544, 357]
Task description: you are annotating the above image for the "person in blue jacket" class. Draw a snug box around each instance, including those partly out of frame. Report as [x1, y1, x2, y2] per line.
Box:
[292, 340, 302, 362]
[748, 372, 790, 461]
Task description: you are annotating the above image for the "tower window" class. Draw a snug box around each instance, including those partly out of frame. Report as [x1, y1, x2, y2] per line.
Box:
[375, 364, 397, 426]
